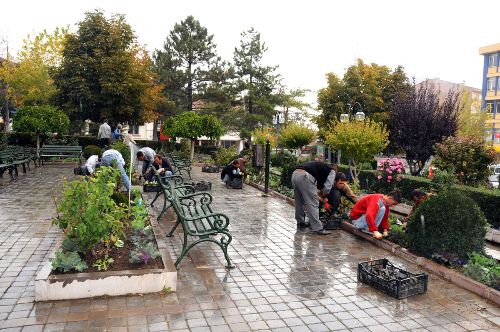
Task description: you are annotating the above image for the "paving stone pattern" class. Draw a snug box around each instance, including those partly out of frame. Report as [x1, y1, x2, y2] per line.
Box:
[0, 165, 498, 331]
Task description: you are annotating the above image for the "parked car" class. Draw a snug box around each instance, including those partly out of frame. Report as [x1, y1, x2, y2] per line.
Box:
[488, 164, 500, 189]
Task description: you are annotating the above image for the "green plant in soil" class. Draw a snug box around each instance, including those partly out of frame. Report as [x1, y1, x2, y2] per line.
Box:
[129, 242, 161, 265]
[463, 252, 500, 290]
[53, 166, 126, 256]
[51, 250, 88, 272]
[93, 255, 114, 271]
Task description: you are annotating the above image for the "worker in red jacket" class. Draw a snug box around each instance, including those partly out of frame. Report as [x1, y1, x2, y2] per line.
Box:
[349, 191, 401, 239]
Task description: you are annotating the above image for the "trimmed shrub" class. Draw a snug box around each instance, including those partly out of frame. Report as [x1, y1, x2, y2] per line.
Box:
[214, 147, 238, 167]
[77, 136, 100, 148]
[407, 190, 487, 261]
[83, 145, 102, 159]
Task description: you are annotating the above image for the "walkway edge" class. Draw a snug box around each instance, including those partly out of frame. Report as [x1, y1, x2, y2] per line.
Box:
[247, 181, 500, 306]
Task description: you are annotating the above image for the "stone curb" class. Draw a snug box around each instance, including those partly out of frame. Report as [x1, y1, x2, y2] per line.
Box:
[247, 181, 500, 306]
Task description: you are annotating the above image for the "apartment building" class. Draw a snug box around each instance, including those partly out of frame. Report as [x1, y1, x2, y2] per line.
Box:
[479, 43, 500, 150]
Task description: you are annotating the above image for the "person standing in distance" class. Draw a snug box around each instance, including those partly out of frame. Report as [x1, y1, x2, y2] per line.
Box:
[97, 119, 112, 148]
[292, 160, 336, 235]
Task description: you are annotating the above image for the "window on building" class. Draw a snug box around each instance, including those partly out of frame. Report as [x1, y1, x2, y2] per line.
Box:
[129, 125, 139, 135]
[489, 54, 498, 67]
[487, 78, 496, 91]
[485, 103, 494, 114]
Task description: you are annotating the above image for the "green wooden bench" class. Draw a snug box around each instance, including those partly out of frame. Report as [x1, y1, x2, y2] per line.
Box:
[40, 145, 82, 165]
[166, 154, 192, 179]
[0, 146, 35, 178]
[152, 175, 196, 220]
[156, 174, 234, 269]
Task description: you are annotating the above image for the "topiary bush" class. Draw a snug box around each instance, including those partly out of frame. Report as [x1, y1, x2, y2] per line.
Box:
[407, 190, 488, 261]
[83, 145, 102, 159]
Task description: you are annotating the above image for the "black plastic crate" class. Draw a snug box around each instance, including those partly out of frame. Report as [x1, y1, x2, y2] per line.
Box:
[202, 165, 220, 173]
[185, 181, 212, 192]
[143, 184, 161, 192]
[358, 258, 428, 299]
[226, 177, 243, 189]
[319, 213, 342, 230]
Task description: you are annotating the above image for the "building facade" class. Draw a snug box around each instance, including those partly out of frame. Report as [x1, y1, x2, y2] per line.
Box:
[479, 43, 500, 151]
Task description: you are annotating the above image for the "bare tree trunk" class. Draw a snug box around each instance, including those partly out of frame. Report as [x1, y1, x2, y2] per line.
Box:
[190, 138, 195, 161]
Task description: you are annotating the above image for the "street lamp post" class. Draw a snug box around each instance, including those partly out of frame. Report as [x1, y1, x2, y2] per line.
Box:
[337, 102, 366, 167]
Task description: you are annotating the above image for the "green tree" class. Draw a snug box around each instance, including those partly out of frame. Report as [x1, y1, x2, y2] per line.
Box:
[325, 120, 388, 181]
[278, 123, 316, 153]
[53, 10, 158, 123]
[233, 28, 281, 136]
[317, 59, 409, 130]
[0, 28, 68, 107]
[153, 16, 223, 112]
[13, 105, 70, 152]
[434, 135, 495, 186]
[162, 111, 224, 160]
[458, 90, 487, 138]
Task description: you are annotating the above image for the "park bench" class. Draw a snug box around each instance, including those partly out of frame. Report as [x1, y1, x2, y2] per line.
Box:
[155, 174, 234, 269]
[0, 146, 35, 178]
[151, 175, 197, 220]
[39, 145, 82, 165]
[166, 153, 192, 179]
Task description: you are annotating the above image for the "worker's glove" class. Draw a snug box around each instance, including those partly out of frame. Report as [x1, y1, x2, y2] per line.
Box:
[372, 231, 383, 240]
[155, 168, 165, 175]
[324, 202, 332, 212]
[382, 230, 389, 237]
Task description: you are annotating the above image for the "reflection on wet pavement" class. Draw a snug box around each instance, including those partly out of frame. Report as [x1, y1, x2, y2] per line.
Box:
[0, 165, 498, 331]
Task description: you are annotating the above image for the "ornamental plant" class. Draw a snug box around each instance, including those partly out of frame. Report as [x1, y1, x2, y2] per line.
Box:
[376, 157, 405, 192]
[53, 166, 126, 257]
[251, 126, 277, 148]
[277, 123, 316, 154]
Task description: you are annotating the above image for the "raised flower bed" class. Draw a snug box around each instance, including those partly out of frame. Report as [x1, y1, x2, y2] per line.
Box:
[35, 167, 176, 301]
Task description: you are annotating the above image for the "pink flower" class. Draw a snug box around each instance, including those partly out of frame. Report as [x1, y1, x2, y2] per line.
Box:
[397, 168, 402, 173]
[386, 169, 392, 174]
[377, 175, 382, 180]
[387, 176, 393, 180]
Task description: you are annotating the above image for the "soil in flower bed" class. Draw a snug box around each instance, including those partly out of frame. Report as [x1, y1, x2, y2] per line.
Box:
[51, 220, 164, 275]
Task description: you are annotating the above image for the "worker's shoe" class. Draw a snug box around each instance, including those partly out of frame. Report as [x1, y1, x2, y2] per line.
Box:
[297, 222, 310, 229]
[313, 229, 331, 235]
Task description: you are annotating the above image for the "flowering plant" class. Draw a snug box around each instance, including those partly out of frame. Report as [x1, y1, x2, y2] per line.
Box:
[376, 158, 404, 190]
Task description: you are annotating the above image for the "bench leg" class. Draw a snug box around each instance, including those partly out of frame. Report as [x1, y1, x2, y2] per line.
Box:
[150, 191, 162, 207]
[166, 219, 180, 237]
[217, 232, 235, 269]
[21, 163, 27, 174]
[174, 232, 190, 269]
[174, 233, 234, 270]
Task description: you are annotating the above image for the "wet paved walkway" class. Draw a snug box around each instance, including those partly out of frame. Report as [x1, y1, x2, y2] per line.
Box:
[0, 165, 498, 331]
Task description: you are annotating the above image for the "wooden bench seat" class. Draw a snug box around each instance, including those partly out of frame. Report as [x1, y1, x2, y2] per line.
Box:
[154, 174, 233, 269]
[40, 145, 82, 165]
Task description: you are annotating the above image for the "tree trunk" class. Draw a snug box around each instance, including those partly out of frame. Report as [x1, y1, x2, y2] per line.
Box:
[187, 62, 193, 111]
[152, 119, 158, 141]
[36, 134, 40, 158]
[190, 138, 195, 161]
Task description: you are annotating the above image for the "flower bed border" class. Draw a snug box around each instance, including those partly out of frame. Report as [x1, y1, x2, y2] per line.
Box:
[247, 181, 500, 306]
[34, 187, 177, 301]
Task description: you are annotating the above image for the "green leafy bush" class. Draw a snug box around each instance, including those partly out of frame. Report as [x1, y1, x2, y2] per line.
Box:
[463, 252, 500, 290]
[277, 123, 316, 151]
[51, 250, 88, 272]
[83, 145, 102, 159]
[434, 136, 495, 186]
[407, 190, 487, 260]
[214, 147, 238, 167]
[53, 166, 126, 255]
[111, 140, 131, 167]
[93, 255, 114, 271]
[431, 169, 457, 191]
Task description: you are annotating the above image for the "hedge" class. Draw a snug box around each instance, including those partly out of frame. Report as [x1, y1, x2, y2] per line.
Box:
[338, 164, 500, 228]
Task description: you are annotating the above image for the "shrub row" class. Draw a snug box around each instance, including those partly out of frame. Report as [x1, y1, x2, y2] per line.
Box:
[338, 164, 500, 228]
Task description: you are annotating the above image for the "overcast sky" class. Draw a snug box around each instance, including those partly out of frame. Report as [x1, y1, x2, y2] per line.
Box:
[1, 0, 498, 106]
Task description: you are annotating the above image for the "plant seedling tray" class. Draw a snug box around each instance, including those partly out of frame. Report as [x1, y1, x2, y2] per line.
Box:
[202, 166, 220, 173]
[185, 181, 212, 192]
[358, 258, 428, 299]
[143, 184, 161, 192]
[226, 177, 243, 189]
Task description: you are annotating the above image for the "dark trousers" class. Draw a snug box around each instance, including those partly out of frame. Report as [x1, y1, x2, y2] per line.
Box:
[326, 188, 342, 213]
[98, 138, 110, 148]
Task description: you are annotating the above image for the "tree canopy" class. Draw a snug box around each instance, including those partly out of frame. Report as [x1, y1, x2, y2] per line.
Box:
[0, 28, 68, 107]
[53, 10, 162, 124]
[278, 123, 316, 151]
[317, 59, 409, 130]
[325, 119, 388, 180]
[389, 81, 461, 175]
